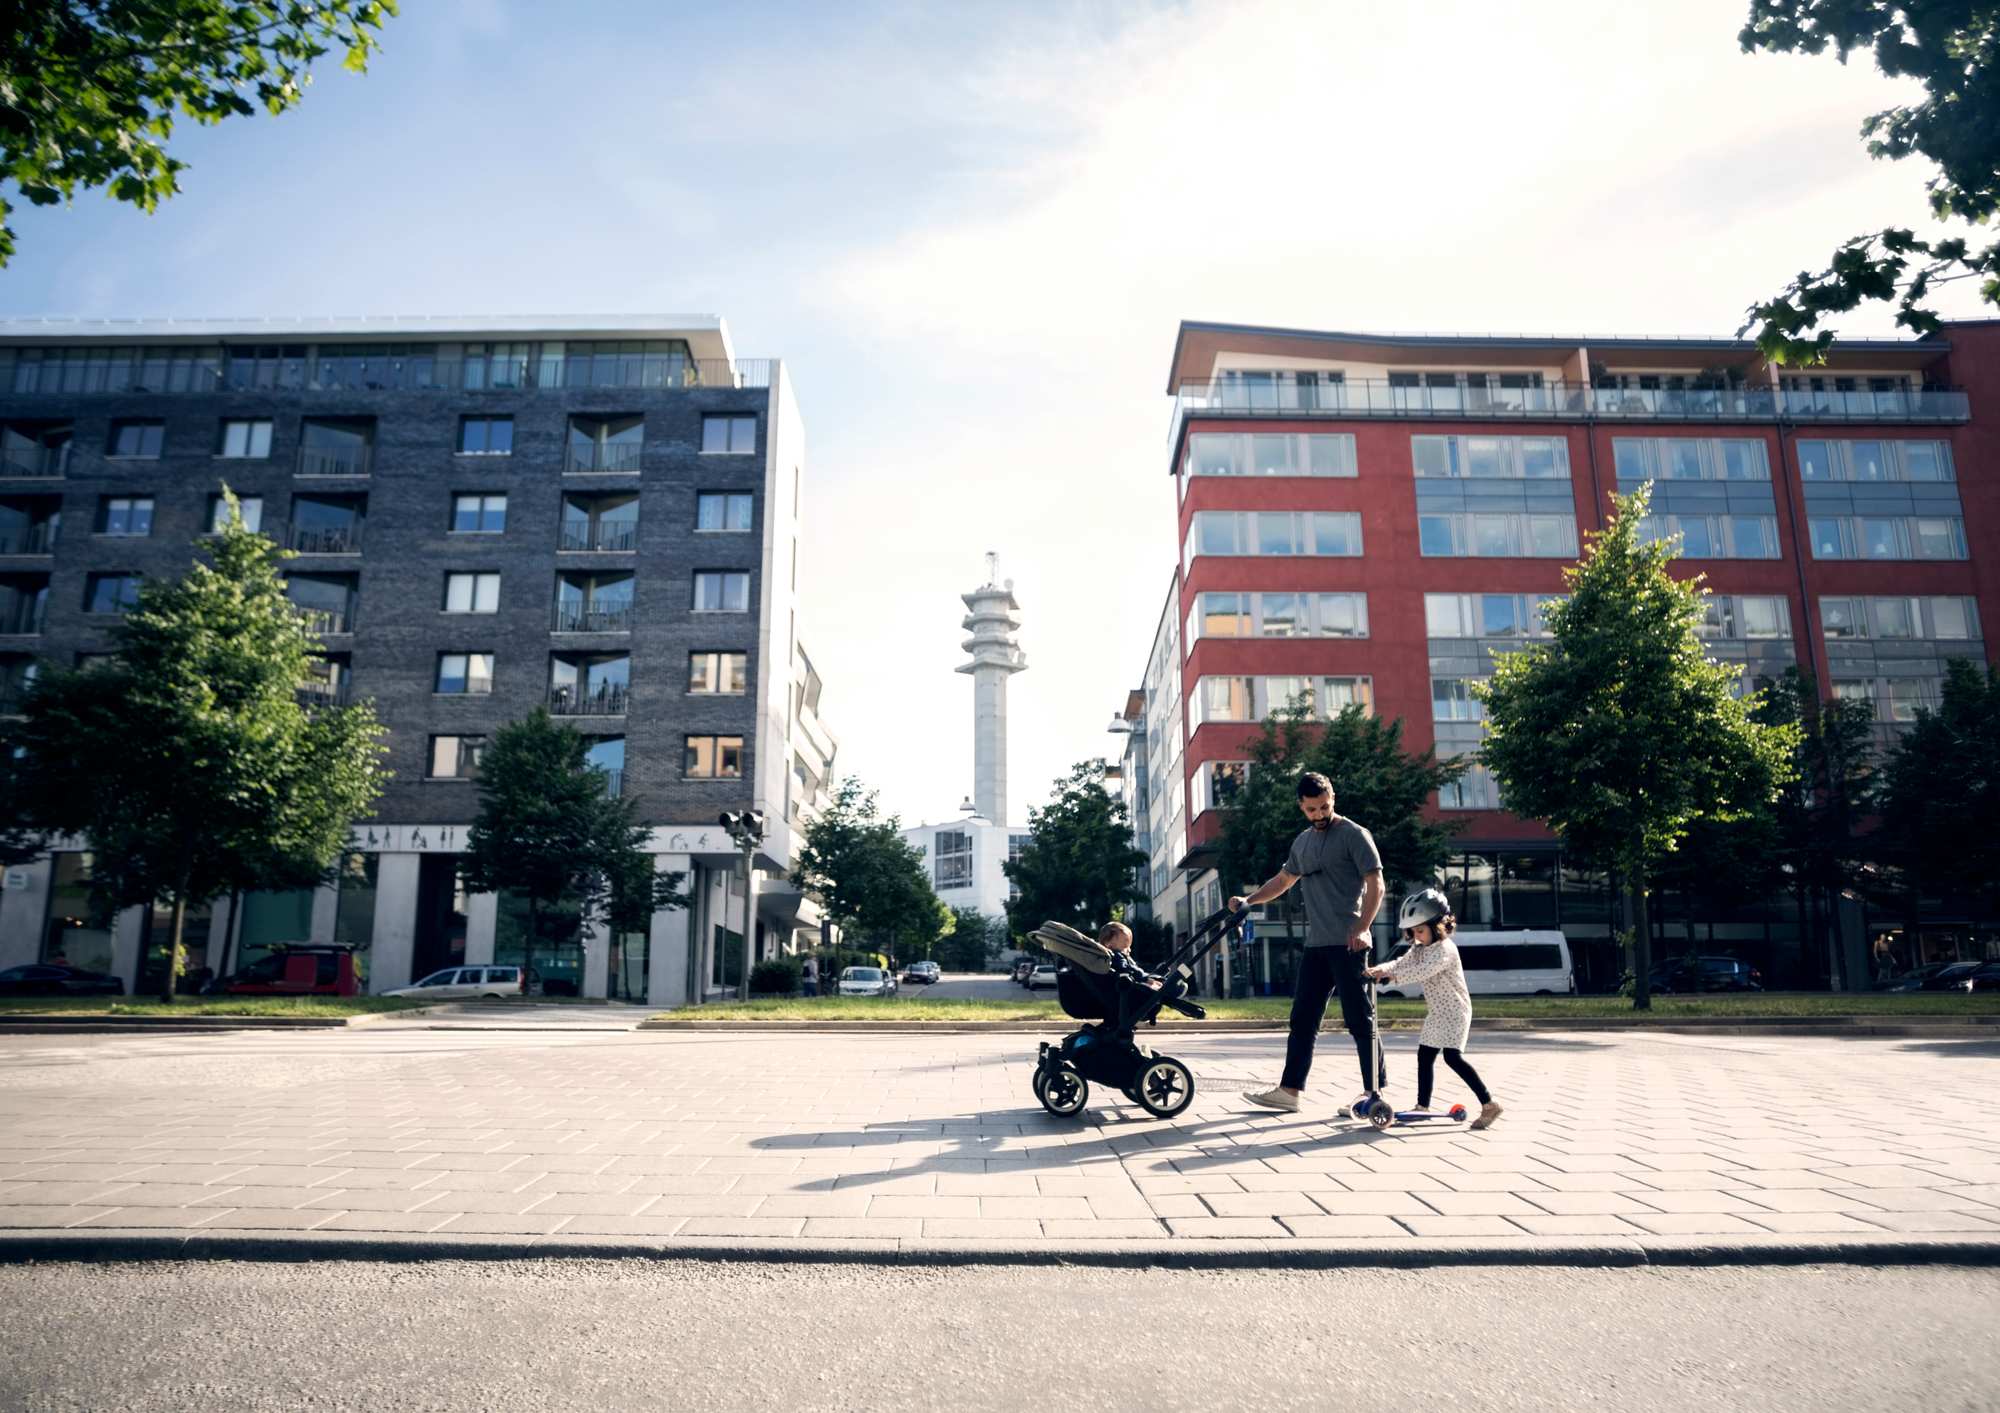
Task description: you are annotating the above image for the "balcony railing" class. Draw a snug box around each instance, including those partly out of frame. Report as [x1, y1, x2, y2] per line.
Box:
[558, 520, 639, 552]
[1171, 378, 1973, 444]
[0, 444, 71, 478]
[290, 524, 363, 554]
[0, 523, 57, 554]
[552, 600, 635, 633]
[294, 606, 352, 635]
[548, 683, 629, 716]
[296, 679, 352, 709]
[598, 768, 625, 798]
[0, 605, 47, 635]
[297, 445, 372, 477]
[564, 442, 644, 473]
[4, 356, 774, 396]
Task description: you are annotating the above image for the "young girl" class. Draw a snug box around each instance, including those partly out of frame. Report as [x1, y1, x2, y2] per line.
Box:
[1365, 887, 1502, 1130]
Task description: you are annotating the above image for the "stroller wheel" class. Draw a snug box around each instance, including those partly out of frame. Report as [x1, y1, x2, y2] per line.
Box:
[1133, 1056, 1195, 1119]
[1038, 1064, 1089, 1118]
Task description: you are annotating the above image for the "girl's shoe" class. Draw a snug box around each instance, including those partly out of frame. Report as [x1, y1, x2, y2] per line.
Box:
[1470, 1101, 1504, 1130]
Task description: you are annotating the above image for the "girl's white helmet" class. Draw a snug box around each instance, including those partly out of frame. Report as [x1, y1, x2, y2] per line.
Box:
[1397, 887, 1451, 931]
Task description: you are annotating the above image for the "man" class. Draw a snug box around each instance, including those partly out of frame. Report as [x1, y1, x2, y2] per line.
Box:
[1228, 772, 1387, 1113]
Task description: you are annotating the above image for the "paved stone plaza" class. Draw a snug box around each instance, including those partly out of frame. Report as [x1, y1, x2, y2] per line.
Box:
[1, 1019, 1997, 1253]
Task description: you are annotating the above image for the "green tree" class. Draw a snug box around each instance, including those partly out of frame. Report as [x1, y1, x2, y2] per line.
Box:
[790, 777, 947, 963]
[1739, 0, 2000, 361]
[1878, 658, 2000, 940]
[1214, 698, 1467, 918]
[459, 709, 686, 990]
[0, 0, 398, 266]
[1479, 485, 1800, 1008]
[940, 907, 999, 972]
[12, 495, 388, 999]
[1004, 761, 1146, 939]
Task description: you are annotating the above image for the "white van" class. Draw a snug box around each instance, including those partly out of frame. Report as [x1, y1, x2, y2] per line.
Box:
[1377, 930, 1574, 997]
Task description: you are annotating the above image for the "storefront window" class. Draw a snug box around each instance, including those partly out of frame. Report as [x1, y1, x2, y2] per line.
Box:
[495, 890, 584, 996]
[42, 853, 115, 975]
[1500, 853, 1558, 927]
[234, 888, 315, 975]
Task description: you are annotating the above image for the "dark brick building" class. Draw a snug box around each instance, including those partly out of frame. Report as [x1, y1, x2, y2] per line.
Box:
[0, 316, 834, 1005]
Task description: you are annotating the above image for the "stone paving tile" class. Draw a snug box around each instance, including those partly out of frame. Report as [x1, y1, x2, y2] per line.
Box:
[1302, 1190, 1434, 1217]
[1397, 1216, 1522, 1238]
[407, 1154, 531, 1174]
[1415, 1191, 1547, 1217]
[190, 1185, 327, 1209]
[1201, 1192, 1321, 1218]
[934, 1173, 1040, 1197]
[309, 1152, 429, 1171]
[919, 1218, 1045, 1240]
[1744, 1212, 1890, 1235]
[552, 1215, 693, 1237]
[1517, 1192, 1661, 1217]
[625, 1195, 763, 1218]
[1631, 1190, 1771, 1215]
[516, 1173, 639, 1195]
[866, 1195, 980, 1219]
[1845, 1210, 2000, 1234]
[432, 1213, 571, 1235]
[74, 1207, 229, 1229]
[1277, 1214, 1406, 1239]
[1333, 1172, 1449, 1192]
[1814, 1165, 1954, 1188]
[220, 1165, 345, 1187]
[99, 1183, 243, 1207]
[1728, 1169, 1844, 1190]
[750, 1194, 872, 1218]
[408, 1190, 548, 1215]
[300, 1189, 435, 1212]
[0, 1180, 137, 1206]
[1430, 1171, 1555, 1193]
[678, 1217, 810, 1238]
[14, 1162, 157, 1182]
[1163, 1217, 1289, 1239]
[1621, 1213, 1770, 1236]
[194, 1208, 337, 1231]
[1511, 1215, 1648, 1237]
[311, 1211, 457, 1233]
[1145, 1195, 1209, 1219]
[801, 1217, 925, 1239]
[0, 1206, 119, 1228]
[1737, 1187, 1878, 1214]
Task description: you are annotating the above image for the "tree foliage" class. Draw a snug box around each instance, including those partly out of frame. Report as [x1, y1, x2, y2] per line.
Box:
[11, 494, 388, 998]
[0, 0, 398, 266]
[1214, 699, 1466, 906]
[1004, 761, 1145, 939]
[459, 708, 686, 983]
[1478, 485, 1800, 1007]
[939, 907, 1001, 972]
[790, 777, 949, 961]
[1877, 657, 2000, 918]
[1739, 0, 2000, 360]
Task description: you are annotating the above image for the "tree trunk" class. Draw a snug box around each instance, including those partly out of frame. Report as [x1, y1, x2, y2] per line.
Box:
[1629, 877, 1653, 1011]
[159, 894, 187, 1005]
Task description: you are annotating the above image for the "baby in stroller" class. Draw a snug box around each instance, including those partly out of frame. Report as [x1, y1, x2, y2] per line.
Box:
[1029, 908, 1244, 1120]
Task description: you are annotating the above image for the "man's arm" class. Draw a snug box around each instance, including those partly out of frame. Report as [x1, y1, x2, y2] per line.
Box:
[1349, 870, 1385, 950]
[1228, 869, 1299, 913]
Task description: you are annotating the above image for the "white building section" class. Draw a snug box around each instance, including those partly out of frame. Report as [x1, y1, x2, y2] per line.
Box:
[957, 554, 1027, 828]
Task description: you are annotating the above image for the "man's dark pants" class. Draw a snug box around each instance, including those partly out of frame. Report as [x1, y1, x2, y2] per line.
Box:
[1280, 945, 1386, 1093]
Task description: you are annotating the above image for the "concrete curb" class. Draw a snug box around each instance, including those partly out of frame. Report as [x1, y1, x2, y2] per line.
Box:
[3, 1229, 1997, 1270]
[0, 1015, 354, 1033]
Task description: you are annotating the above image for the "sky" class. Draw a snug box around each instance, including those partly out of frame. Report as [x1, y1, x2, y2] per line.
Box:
[3, 0, 1991, 831]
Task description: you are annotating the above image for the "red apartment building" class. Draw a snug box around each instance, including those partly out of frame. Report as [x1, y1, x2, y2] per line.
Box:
[1158, 319, 2000, 992]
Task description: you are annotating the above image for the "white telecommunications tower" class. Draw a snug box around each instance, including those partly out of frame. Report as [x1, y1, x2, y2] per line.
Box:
[957, 552, 1027, 827]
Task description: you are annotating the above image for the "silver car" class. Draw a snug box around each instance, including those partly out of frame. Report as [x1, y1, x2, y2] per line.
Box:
[383, 965, 532, 1000]
[837, 966, 893, 997]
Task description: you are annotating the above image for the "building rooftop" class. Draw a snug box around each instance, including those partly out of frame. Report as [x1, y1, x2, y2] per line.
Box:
[0, 313, 735, 363]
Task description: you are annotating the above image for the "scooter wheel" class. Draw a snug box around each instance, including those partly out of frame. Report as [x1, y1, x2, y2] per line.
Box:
[1367, 1098, 1394, 1130]
[1449, 1104, 1468, 1122]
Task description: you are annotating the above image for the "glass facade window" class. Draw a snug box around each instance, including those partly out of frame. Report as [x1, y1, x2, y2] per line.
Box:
[695, 492, 754, 531]
[692, 571, 749, 612]
[96, 497, 153, 536]
[1191, 675, 1372, 726]
[1419, 514, 1578, 558]
[1182, 511, 1363, 566]
[107, 420, 164, 458]
[688, 650, 747, 694]
[1818, 596, 1979, 641]
[210, 495, 263, 533]
[1184, 431, 1357, 477]
[1431, 677, 1486, 722]
[457, 416, 514, 455]
[1424, 593, 1561, 639]
[1636, 513, 1781, 560]
[1192, 761, 1249, 814]
[933, 829, 973, 889]
[219, 419, 273, 459]
[1611, 437, 1771, 482]
[435, 652, 494, 695]
[1439, 766, 1501, 811]
[84, 573, 141, 614]
[1808, 515, 1967, 561]
[1796, 439, 1954, 482]
[1412, 435, 1570, 479]
[41, 853, 114, 973]
[451, 494, 506, 533]
[443, 572, 500, 613]
[428, 734, 485, 778]
[701, 414, 757, 454]
[684, 734, 743, 778]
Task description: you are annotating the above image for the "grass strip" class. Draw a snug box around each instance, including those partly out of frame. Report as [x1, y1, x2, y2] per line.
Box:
[0, 996, 431, 1018]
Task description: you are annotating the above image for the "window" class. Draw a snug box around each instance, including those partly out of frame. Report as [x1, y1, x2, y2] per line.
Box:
[549, 653, 630, 714]
[1181, 511, 1363, 566]
[451, 494, 507, 533]
[1807, 515, 1966, 561]
[692, 571, 749, 612]
[1869, 599, 1915, 639]
[1440, 764, 1501, 810]
[84, 573, 142, 614]
[933, 829, 973, 888]
[1794, 439, 1954, 483]
[689, 651, 748, 694]
[1431, 677, 1486, 722]
[1193, 761, 1249, 814]
[1610, 438, 1770, 482]
[1820, 595, 1978, 641]
[428, 735, 485, 779]
[696, 492, 754, 531]
[95, 497, 153, 536]
[685, 734, 744, 778]
[1412, 435, 1571, 479]
[436, 652, 494, 695]
[219, 419, 273, 459]
[298, 419, 373, 476]
[1820, 599, 1860, 638]
[209, 495, 262, 534]
[1184, 432, 1356, 477]
[286, 574, 355, 633]
[1417, 513, 1578, 558]
[443, 572, 501, 613]
[1930, 598, 1977, 640]
[1190, 675, 1373, 726]
[566, 415, 644, 473]
[1739, 597, 1790, 639]
[457, 416, 514, 455]
[701, 414, 757, 454]
[1317, 592, 1367, 638]
[107, 420, 164, 458]
[1424, 594, 1561, 640]
[1636, 513, 1780, 560]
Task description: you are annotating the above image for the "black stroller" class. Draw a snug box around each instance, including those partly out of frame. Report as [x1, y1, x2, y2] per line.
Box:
[1029, 906, 1246, 1120]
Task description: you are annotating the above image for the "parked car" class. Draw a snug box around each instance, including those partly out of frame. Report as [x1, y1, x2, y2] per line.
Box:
[1649, 955, 1762, 993]
[1876, 961, 1963, 992]
[901, 961, 940, 985]
[1917, 962, 1982, 992]
[1024, 964, 1058, 991]
[838, 966, 894, 997]
[1964, 962, 2000, 993]
[0, 962, 124, 997]
[1012, 959, 1036, 985]
[381, 964, 536, 1000]
[221, 944, 363, 997]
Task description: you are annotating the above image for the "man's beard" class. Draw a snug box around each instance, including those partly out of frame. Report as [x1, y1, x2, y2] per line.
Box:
[1311, 816, 1332, 831]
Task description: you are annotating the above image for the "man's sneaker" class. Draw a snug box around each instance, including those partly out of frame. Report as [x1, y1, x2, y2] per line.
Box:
[1246, 1087, 1300, 1113]
[1470, 1101, 1504, 1131]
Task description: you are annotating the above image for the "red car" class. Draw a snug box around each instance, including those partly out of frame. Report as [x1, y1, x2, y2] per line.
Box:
[221, 944, 361, 997]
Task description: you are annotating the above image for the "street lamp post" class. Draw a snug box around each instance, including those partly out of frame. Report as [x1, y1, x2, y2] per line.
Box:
[719, 810, 765, 1000]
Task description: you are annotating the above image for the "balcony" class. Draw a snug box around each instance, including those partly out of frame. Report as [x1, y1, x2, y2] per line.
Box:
[0, 523, 57, 555]
[0, 605, 47, 635]
[0, 444, 70, 478]
[3, 355, 774, 395]
[294, 606, 352, 635]
[552, 600, 634, 633]
[598, 768, 625, 798]
[548, 682, 629, 716]
[1169, 378, 1972, 448]
[290, 523, 363, 554]
[296, 444, 372, 477]
[558, 520, 638, 552]
[564, 442, 644, 474]
[297, 679, 352, 709]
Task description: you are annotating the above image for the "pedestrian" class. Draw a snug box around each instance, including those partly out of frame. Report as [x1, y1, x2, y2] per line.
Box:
[1365, 887, 1502, 1130]
[801, 954, 819, 998]
[1228, 771, 1388, 1113]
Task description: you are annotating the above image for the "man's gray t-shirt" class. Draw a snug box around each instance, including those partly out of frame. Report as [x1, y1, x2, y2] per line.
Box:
[1283, 819, 1383, 947]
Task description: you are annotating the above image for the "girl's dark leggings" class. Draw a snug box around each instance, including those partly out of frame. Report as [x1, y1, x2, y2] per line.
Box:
[1416, 1045, 1490, 1108]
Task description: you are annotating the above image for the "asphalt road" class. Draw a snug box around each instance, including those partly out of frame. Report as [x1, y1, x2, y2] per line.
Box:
[915, 971, 1029, 1002]
[0, 1259, 1991, 1412]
